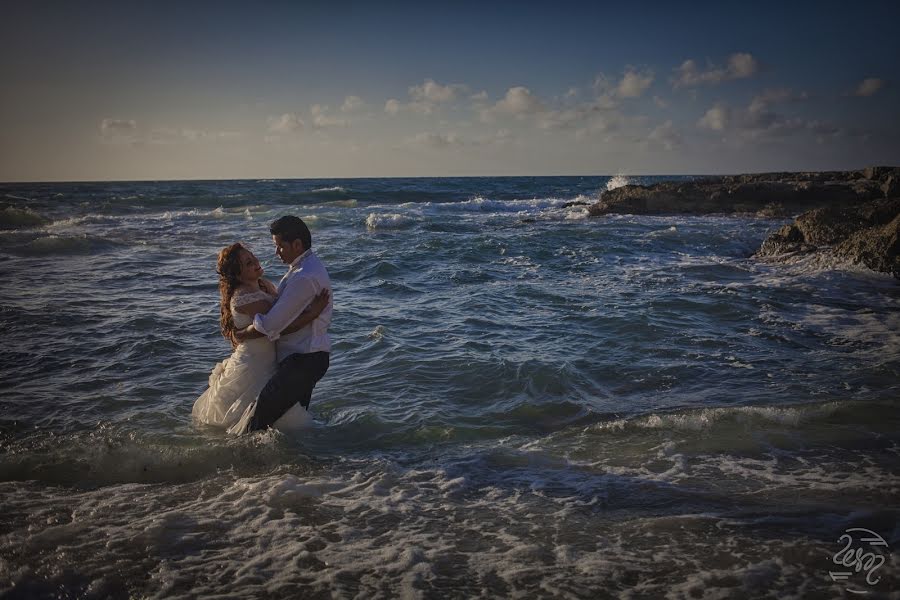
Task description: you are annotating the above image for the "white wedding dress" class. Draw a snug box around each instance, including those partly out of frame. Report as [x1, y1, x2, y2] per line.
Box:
[192, 290, 312, 434]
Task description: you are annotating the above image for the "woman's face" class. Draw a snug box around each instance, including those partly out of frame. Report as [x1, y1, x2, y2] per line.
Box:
[238, 249, 263, 284]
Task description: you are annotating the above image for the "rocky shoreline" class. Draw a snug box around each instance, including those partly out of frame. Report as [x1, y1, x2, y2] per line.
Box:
[588, 167, 900, 279]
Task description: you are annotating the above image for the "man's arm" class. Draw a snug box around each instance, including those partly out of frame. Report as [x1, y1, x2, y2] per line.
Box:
[253, 276, 317, 341]
[235, 286, 329, 342]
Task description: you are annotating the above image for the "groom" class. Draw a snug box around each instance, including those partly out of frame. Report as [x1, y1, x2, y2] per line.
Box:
[233, 215, 332, 432]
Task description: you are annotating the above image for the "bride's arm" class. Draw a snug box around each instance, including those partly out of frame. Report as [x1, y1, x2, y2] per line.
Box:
[233, 289, 330, 343]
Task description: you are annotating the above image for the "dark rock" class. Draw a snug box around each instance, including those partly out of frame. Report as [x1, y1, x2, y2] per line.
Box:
[756, 223, 815, 256]
[755, 197, 900, 278]
[588, 167, 897, 217]
[835, 213, 900, 278]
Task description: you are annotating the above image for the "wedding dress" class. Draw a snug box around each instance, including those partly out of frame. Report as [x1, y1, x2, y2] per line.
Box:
[192, 290, 312, 434]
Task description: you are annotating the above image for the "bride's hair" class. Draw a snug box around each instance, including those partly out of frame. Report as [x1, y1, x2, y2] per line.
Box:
[216, 243, 245, 348]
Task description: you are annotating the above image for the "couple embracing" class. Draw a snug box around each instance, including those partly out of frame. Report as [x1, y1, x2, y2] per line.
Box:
[192, 216, 332, 435]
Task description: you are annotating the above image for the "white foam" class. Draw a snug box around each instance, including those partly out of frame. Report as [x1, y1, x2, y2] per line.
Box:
[0, 206, 46, 229]
[365, 213, 417, 230]
[606, 173, 631, 191]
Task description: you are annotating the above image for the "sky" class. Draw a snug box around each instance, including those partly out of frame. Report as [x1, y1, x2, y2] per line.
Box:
[1, 0, 899, 181]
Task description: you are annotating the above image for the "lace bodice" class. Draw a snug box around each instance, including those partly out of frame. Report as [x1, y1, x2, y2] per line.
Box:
[230, 290, 275, 328]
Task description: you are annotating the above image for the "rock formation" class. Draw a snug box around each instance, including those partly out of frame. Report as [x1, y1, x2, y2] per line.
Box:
[587, 167, 898, 218]
[755, 198, 900, 278]
[587, 167, 900, 279]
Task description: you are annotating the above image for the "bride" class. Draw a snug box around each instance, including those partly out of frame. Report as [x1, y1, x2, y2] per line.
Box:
[192, 242, 329, 434]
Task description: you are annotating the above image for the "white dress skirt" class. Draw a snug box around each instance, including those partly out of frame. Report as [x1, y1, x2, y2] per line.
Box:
[192, 290, 312, 434]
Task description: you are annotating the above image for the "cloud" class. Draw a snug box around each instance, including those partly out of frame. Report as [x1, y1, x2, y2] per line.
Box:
[698, 104, 730, 131]
[481, 86, 547, 122]
[616, 68, 654, 98]
[100, 119, 139, 144]
[748, 88, 808, 113]
[405, 129, 513, 149]
[100, 118, 137, 136]
[410, 79, 467, 104]
[697, 96, 830, 143]
[385, 79, 470, 115]
[100, 119, 239, 145]
[854, 78, 884, 97]
[310, 104, 349, 128]
[146, 128, 241, 145]
[648, 120, 683, 150]
[340, 95, 363, 112]
[267, 113, 305, 133]
[408, 131, 463, 148]
[673, 52, 759, 88]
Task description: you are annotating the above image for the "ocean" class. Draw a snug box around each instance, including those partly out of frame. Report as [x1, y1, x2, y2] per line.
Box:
[1, 176, 898, 598]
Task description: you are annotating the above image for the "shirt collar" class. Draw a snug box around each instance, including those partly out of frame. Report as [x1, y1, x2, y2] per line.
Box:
[288, 249, 313, 272]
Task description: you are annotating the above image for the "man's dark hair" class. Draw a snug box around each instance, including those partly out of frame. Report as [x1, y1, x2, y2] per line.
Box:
[270, 215, 312, 250]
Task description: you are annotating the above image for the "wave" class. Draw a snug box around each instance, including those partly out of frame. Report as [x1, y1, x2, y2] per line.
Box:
[0, 233, 126, 256]
[0, 424, 293, 487]
[365, 213, 418, 230]
[0, 206, 48, 230]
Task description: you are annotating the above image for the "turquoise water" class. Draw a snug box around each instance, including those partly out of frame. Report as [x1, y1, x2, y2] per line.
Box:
[1, 177, 898, 598]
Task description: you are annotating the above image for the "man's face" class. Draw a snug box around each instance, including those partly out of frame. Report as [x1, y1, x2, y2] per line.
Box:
[273, 234, 304, 265]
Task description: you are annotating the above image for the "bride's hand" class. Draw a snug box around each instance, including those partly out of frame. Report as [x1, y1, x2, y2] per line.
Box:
[308, 288, 331, 317]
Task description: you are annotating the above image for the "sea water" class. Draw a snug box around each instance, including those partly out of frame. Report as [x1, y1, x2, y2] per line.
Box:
[1, 177, 898, 598]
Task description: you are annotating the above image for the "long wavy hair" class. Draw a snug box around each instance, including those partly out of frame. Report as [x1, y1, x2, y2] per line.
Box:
[217, 243, 246, 348]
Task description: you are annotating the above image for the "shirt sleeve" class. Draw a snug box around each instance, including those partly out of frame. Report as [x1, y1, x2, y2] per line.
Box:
[252, 275, 317, 341]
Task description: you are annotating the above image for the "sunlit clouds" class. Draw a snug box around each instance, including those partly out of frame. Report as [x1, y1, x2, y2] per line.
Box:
[3, 2, 897, 181]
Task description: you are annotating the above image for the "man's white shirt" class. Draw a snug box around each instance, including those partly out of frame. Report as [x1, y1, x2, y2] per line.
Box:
[253, 249, 332, 362]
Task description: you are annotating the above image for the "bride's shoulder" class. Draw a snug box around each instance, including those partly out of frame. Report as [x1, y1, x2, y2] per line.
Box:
[231, 286, 273, 308]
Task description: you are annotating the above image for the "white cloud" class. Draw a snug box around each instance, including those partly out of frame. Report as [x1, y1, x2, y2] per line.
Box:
[490, 86, 547, 118]
[386, 79, 470, 115]
[410, 79, 467, 104]
[617, 68, 654, 98]
[653, 96, 669, 109]
[574, 114, 624, 140]
[648, 120, 683, 150]
[340, 95, 363, 112]
[698, 104, 730, 131]
[538, 107, 588, 130]
[310, 104, 348, 128]
[408, 131, 463, 148]
[854, 78, 884, 97]
[100, 118, 137, 137]
[267, 113, 305, 133]
[748, 88, 808, 113]
[405, 128, 513, 149]
[673, 52, 759, 88]
[727, 53, 758, 78]
[146, 128, 241, 145]
[697, 95, 828, 142]
[100, 119, 239, 145]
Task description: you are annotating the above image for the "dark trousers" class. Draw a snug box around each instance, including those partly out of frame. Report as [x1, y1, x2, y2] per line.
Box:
[247, 352, 329, 432]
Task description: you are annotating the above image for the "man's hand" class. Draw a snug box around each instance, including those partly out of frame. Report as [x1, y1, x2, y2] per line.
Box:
[233, 325, 265, 343]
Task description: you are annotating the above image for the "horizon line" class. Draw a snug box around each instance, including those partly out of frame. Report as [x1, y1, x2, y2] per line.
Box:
[2, 165, 892, 186]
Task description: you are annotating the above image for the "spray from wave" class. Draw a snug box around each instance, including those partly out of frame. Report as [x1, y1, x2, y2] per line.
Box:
[606, 173, 631, 192]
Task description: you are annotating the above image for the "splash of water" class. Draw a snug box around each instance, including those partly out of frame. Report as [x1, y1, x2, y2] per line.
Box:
[606, 173, 631, 192]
